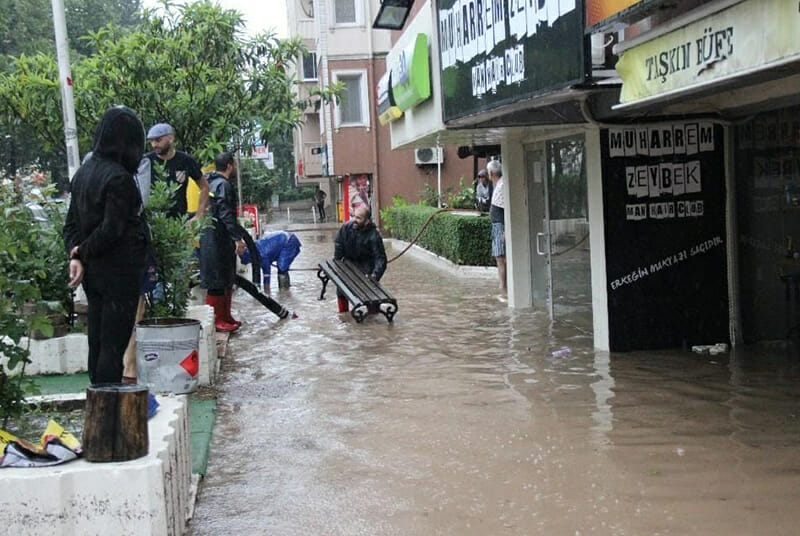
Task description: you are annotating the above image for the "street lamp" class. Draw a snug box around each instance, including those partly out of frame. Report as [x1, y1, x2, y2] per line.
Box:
[372, 0, 415, 30]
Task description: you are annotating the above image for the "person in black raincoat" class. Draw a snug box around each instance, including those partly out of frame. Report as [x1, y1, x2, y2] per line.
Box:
[199, 152, 247, 332]
[333, 204, 387, 312]
[62, 106, 148, 385]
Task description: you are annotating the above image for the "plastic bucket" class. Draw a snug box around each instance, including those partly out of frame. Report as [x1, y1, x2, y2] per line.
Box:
[135, 317, 201, 394]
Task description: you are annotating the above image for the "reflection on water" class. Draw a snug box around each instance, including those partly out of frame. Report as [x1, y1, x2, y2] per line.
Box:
[189, 229, 800, 536]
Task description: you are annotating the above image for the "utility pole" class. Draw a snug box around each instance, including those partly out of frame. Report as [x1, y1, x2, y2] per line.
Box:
[436, 135, 442, 208]
[51, 0, 80, 179]
[236, 133, 243, 210]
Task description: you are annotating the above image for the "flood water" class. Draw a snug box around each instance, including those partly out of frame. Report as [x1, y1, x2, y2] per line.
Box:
[188, 228, 800, 536]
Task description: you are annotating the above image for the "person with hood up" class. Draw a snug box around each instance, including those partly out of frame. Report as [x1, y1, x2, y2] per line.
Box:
[199, 152, 247, 332]
[333, 205, 387, 313]
[63, 106, 149, 385]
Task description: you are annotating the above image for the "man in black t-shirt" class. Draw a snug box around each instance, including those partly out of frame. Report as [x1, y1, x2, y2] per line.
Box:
[146, 123, 209, 219]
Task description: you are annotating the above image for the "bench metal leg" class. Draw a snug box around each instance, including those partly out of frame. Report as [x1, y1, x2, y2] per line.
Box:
[351, 304, 368, 323]
[382, 303, 398, 323]
[317, 268, 329, 300]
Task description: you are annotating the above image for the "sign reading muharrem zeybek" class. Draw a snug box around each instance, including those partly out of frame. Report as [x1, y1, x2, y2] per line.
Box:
[436, 0, 583, 123]
[608, 122, 715, 221]
[601, 123, 729, 351]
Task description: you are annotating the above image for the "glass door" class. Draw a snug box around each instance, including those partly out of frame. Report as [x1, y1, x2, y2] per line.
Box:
[528, 136, 593, 331]
[526, 143, 553, 316]
[546, 134, 592, 332]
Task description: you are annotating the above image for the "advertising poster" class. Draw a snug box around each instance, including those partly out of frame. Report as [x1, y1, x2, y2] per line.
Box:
[345, 174, 372, 220]
[601, 123, 729, 351]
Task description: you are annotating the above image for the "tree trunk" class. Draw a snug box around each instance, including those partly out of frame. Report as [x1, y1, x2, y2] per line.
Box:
[83, 384, 149, 462]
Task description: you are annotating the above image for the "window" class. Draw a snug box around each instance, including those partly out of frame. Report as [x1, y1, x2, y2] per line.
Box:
[334, 0, 359, 24]
[301, 52, 317, 81]
[333, 71, 369, 127]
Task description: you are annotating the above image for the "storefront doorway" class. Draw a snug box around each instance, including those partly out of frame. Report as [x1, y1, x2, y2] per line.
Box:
[736, 105, 800, 343]
[527, 135, 592, 333]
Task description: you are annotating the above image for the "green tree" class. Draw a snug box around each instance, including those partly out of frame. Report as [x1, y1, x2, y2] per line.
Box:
[0, 0, 142, 182]
[0, 0, 142, 57]
[0, 1, 338, 185]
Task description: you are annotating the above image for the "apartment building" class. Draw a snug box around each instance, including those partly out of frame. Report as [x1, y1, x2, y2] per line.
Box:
[286, 0, 476, 223]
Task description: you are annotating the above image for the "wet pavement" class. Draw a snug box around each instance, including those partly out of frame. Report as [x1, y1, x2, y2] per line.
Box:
[188, 227, 800, 536]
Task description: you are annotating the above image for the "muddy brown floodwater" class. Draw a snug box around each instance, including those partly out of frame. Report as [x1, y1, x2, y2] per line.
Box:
[188, 229, 800, 536]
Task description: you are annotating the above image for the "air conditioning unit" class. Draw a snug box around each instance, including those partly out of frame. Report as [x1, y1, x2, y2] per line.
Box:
[414, 147, 444, 165]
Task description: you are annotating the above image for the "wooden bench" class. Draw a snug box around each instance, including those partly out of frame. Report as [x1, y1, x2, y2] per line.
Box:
[317, 259, 398, 323]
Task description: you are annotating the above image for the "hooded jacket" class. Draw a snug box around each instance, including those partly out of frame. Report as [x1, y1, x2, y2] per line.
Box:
[334, 220, 387, 280]
[199, 172, 246, 290]
[62, 106, 148, 274]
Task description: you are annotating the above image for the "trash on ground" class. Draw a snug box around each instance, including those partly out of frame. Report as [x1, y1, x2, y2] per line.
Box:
[547, 346, 571, 358]
[0, 420, 82, 468]
[691, 343, 729, 355]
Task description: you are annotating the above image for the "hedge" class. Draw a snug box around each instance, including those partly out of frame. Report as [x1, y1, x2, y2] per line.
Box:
[385, 205, 493, 266]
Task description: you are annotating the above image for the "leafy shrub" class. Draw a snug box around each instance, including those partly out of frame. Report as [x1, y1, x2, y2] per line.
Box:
[0, 180, 55, 425]
[145, 180, 205, 319]
[379, 194, 408, 236]
[445, 178, 475, 209]
[384, 204, 493, 266]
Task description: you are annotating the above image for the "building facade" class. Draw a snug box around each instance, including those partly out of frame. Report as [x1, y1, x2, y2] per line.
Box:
[386, 0, 800, 352]
[285, 0, 476, 222]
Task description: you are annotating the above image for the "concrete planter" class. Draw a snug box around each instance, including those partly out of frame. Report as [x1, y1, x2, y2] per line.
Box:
[385, 238, 498, 279]
[0, 395, 192, 536]
[3, 305, 218, 386]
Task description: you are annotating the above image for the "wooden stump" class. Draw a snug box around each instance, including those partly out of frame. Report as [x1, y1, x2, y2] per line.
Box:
[83, 384, 149, 462]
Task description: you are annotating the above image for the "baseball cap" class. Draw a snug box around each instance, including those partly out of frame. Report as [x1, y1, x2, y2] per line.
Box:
[146, 123, 173, 139]
[477, 169, 487, 177]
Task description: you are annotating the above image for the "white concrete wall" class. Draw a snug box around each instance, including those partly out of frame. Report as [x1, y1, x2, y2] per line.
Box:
[6, 333, 89, 375]
[0, 395, 191, 536]
[186, 304, 218, 386]
[585, 128, 610, 351]
[4, 305, 218, 386]
[503, 138, 534, 308]
[384, 239, 498, 278]
[323, 0, 392, 57]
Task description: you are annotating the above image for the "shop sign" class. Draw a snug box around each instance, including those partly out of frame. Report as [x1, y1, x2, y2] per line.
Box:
[585, 0, 649, 29]
[378, 33, 432, 125]
[392, 33, 432, 111]
[435, 0, 583, 123]
[617, 0, 800, 105]
[601, 122, 728, 351]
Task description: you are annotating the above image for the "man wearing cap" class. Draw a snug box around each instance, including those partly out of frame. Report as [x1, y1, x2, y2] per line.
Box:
[475, 168, 493, 213]
[146, 123, 209, 220]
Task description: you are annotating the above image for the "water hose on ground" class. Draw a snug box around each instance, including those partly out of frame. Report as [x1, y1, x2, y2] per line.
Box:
[283, 208, 476, 271]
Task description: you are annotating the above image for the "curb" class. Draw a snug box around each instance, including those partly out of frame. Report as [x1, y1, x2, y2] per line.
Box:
[385, 238, 498, 279]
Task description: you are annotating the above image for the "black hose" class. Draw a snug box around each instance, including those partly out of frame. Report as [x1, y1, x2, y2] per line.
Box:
[235, 275, 292, 319]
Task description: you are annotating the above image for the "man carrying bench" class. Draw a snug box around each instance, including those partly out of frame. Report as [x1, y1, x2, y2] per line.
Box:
[322, 205, 392, 321]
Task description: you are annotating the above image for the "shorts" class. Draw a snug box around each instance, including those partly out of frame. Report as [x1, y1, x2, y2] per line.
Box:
[491, 222, 506, 257]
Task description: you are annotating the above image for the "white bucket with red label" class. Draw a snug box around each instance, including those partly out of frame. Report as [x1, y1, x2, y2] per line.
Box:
[135, 318, 201, 394]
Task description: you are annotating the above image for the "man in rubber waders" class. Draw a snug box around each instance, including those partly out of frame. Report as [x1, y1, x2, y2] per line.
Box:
[333, 205, 387, 313]
[199, 152, 247, 332]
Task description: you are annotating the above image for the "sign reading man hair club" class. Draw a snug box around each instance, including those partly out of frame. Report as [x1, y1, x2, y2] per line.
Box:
[601, 123, 729, 351]
[435, 0, 583, 123]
